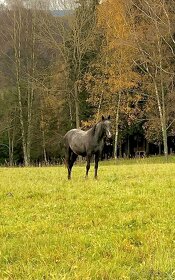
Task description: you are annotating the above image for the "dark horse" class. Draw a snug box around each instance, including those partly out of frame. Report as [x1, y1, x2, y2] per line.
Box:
[64, 116, 111, 179]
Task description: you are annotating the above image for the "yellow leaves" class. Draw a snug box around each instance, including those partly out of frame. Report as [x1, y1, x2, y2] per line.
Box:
[83, 0, 142, 124]
[98, 0, 130, 41]
[85, 73, 93, 82]
[81, 119, 95, 129]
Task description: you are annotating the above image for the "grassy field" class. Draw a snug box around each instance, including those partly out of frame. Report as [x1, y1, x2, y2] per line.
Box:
[0, 157, 175, 280]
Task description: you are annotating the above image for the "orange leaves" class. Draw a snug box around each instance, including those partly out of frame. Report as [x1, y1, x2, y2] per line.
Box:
[83, 0, 143, 127]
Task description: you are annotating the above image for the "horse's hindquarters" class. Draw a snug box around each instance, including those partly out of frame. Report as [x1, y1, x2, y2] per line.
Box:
[68, 132, 87, 156]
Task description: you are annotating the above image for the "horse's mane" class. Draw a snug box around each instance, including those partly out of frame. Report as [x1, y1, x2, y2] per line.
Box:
[81, 120, 103, 135]
[91, 120, 104, 136]
[91, 123, 97, 135]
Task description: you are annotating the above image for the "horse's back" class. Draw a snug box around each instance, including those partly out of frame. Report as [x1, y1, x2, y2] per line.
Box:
[64, 129, 84, 141]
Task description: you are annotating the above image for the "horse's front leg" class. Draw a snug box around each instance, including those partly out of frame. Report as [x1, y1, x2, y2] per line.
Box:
[94, 152, 99, 179]
[86, 154, 91, 178]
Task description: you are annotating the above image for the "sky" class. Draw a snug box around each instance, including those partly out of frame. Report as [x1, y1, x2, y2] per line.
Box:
[0, 0, 104, 8]
[0, 1, 71, 9]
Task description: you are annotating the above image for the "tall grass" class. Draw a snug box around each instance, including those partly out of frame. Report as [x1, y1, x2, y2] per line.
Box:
[0, 157, 175, 279]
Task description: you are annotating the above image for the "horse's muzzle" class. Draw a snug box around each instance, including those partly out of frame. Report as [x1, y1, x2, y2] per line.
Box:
[106, 132, 112, 139]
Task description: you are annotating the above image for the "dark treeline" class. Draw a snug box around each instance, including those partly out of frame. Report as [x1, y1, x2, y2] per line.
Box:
[0, 0, 175, 166]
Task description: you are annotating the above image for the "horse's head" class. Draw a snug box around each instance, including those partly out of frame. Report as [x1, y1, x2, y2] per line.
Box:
[102, 115, 112, 139]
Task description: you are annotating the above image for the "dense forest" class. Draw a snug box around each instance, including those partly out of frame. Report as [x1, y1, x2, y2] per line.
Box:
[0, 0, 175, 165]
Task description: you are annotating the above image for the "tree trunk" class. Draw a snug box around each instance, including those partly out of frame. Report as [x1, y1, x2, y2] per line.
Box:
[158, 142, 161, 155]
[153, 80, 168, 160]
[127, 135, 130, 158]
[74, 82, 80, 128]
[145, 139, 149, 155]
[119, 141, 122, 158]
[8, 129, 14, 166]
[26, 10, 36, 165]
[160, 67, 168, 161]
[13, 9, 29, 166]
[68, 93, 73, 127]
[162, 118, 168, 160]
[114, 92, 121, 159]
[42, 130, 47, 165]
[96, 91, 103, 121]
[41, 112, 47, 165]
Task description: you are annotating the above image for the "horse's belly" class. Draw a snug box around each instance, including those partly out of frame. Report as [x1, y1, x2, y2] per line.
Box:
[70, 146, 86, 156]
[70, 138, 86, 156]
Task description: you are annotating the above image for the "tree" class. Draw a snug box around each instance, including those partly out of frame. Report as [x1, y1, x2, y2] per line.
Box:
[128, 0, 175, 159]
[39, 0, 100, 128]
[85, 0, 141, 158]
[0, 0, 38, 165]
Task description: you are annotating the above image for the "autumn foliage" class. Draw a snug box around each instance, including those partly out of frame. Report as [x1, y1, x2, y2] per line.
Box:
[0, 0, 174, 164]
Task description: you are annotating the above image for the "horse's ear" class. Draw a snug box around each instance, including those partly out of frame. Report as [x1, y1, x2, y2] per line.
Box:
[102, 115, 105, 121]
[108, 115, 110, 120]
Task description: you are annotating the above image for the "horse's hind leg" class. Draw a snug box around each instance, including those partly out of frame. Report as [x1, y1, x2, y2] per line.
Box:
[86, 155, 91, 178]
[68, 151, 77, 180]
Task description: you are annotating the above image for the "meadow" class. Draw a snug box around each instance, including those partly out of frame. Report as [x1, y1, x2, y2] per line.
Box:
[0, 157, 175, 280]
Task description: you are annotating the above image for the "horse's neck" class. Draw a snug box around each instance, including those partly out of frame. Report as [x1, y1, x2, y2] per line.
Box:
[93, 123, 104, 143]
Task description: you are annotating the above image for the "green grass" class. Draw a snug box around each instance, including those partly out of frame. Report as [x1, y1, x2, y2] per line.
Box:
[0, 157, 175, 279]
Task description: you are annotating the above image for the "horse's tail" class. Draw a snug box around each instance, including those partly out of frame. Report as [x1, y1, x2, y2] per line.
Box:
[63, 134, 69, 168]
